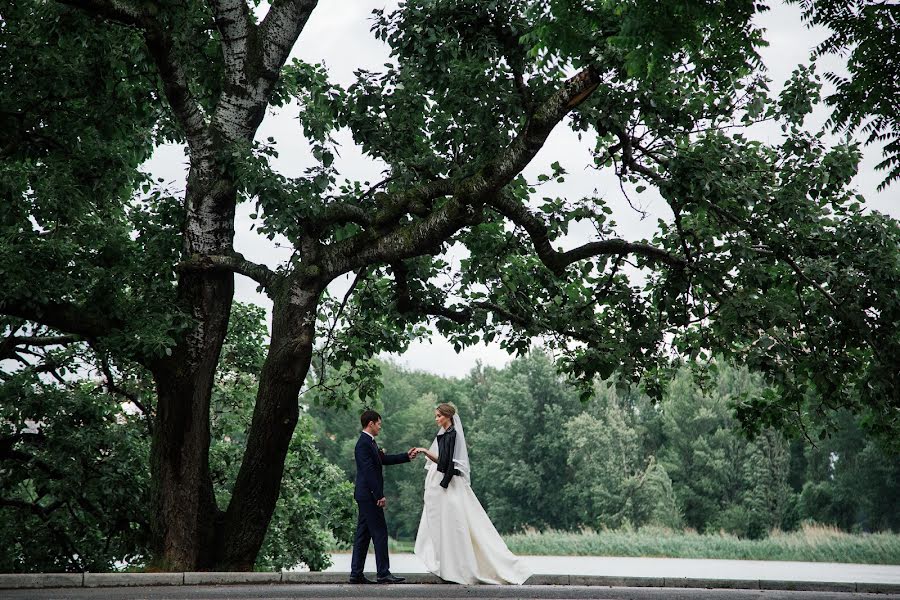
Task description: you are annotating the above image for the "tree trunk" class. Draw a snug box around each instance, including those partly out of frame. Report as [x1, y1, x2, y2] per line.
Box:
[216, 281, 323, 569]
[149, 168, 236, 570]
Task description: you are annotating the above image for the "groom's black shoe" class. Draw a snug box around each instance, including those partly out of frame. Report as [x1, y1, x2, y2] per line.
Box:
[348, 575, 375, 584]
[377, 573, 406, 584]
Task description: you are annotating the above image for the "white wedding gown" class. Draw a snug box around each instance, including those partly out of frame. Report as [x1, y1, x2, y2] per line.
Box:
[413, 460, 532, 585]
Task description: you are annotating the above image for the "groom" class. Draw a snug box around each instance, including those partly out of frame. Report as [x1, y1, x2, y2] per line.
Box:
[349, 409, 416, 584]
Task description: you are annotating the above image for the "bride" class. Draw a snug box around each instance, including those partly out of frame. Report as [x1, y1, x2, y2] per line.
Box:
[411, 402, 532, 585]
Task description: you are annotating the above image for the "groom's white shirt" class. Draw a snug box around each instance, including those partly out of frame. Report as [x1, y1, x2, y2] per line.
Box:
[363, 431, 374, 440]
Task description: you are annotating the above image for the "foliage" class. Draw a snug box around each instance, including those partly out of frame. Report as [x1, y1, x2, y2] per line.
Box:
[0, 305, 353, 572]
[791, 0, 900, 189]
[503, 523, 900, 564]
[564, 400, 681, 531]
[0, 326, 152, 572]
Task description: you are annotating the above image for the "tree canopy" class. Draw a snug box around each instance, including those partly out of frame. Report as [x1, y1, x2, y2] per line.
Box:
[1, 0, 897, 570]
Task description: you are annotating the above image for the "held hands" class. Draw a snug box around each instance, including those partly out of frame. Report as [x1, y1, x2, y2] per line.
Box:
[376, 497, 386, 508]
[407, 447, 428, 459]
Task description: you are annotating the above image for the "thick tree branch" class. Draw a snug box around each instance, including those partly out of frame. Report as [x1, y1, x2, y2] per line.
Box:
[208, 0, 252, 77]
[210, 0, 318, 144]
[0, 301, 119, 341]
[57, 0, 147, 27]
[259, 0, 318, 81]
[322, 65, 606, 276]
[176, 252, 277, 292]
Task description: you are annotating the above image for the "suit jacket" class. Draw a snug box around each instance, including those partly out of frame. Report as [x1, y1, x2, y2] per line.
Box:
[354, 432, 410, 501]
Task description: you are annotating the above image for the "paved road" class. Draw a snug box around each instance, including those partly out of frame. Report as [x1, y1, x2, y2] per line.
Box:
[1, 585, 897, 600]
[310, 553, 900, 584]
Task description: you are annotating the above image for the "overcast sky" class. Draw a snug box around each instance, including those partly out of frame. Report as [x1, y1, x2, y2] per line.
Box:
[145, 1, 898, 378]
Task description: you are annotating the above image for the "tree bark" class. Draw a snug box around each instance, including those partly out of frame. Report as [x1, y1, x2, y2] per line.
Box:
[217, 279, 323, 569]
[149, 165, 237, 571]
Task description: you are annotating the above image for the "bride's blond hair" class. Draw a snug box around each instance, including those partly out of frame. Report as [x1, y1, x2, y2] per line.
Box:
[436, 402, 456, 418]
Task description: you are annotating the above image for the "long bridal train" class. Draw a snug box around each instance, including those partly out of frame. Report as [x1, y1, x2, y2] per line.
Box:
[414, 462, 532, 585]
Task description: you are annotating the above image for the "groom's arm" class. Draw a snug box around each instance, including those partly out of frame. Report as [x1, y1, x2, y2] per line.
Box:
[381, 449, 411, 466]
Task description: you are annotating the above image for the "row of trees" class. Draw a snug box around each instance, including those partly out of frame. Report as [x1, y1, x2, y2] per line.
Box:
[309, 352, 900, 541]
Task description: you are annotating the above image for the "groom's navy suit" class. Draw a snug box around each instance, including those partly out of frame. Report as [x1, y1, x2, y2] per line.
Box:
[351, 432, 410, 578]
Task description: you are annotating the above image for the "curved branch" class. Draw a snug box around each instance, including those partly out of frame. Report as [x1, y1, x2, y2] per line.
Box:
[311, 203, 374, 232]
[143, 27, 213, 153]
[489, 191, 684, 275]
[0, 334, 80, 360]
[390, 262, 595, 344]
[96, 351, 152, 421]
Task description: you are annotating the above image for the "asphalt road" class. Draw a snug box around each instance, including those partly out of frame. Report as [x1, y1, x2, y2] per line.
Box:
[1, 585, 897, 600]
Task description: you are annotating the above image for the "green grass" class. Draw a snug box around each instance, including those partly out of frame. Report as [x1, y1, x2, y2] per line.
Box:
[501, 524, 900, 565]
[345, 524, 900, 565]
[330, 536, 414, 554]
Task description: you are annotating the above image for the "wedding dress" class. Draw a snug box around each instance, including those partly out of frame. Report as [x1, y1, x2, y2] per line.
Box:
[413, 413, 532, 585]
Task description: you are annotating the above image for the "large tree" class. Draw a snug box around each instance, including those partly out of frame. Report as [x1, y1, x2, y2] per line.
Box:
[1, 0, 897, 570]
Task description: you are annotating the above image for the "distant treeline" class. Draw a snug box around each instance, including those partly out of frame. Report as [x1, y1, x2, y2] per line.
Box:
[307, 352, 900, 541]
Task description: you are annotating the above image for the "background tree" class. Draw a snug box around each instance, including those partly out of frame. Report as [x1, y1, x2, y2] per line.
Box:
[465, 352, 581, 532]
[798, 411, 900, 533]
[564, 405, 678, 530]
[658, 365, 794, 537]
[2, 0, 898, 570]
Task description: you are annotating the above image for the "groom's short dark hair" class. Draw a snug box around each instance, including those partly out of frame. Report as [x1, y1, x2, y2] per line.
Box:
[360, 409, 381, 429]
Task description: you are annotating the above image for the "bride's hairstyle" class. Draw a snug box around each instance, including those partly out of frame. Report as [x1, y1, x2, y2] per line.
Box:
[436, 402, 456, 418]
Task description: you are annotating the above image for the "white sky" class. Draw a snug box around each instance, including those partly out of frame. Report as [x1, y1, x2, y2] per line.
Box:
[144, 1, 897, 378]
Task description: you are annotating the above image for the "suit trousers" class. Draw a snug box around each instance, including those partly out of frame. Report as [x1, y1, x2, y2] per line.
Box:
[350, 496, 390, 577]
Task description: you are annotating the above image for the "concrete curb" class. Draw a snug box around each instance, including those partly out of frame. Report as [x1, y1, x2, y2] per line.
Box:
[0, 574, 83, 589]
[0, 571, 898, 594]
[84, 573, 183, 587]
[183, 572, 283, 585]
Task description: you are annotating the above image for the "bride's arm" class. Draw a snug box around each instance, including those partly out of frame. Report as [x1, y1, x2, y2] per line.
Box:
[416, 447, 438, 462]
